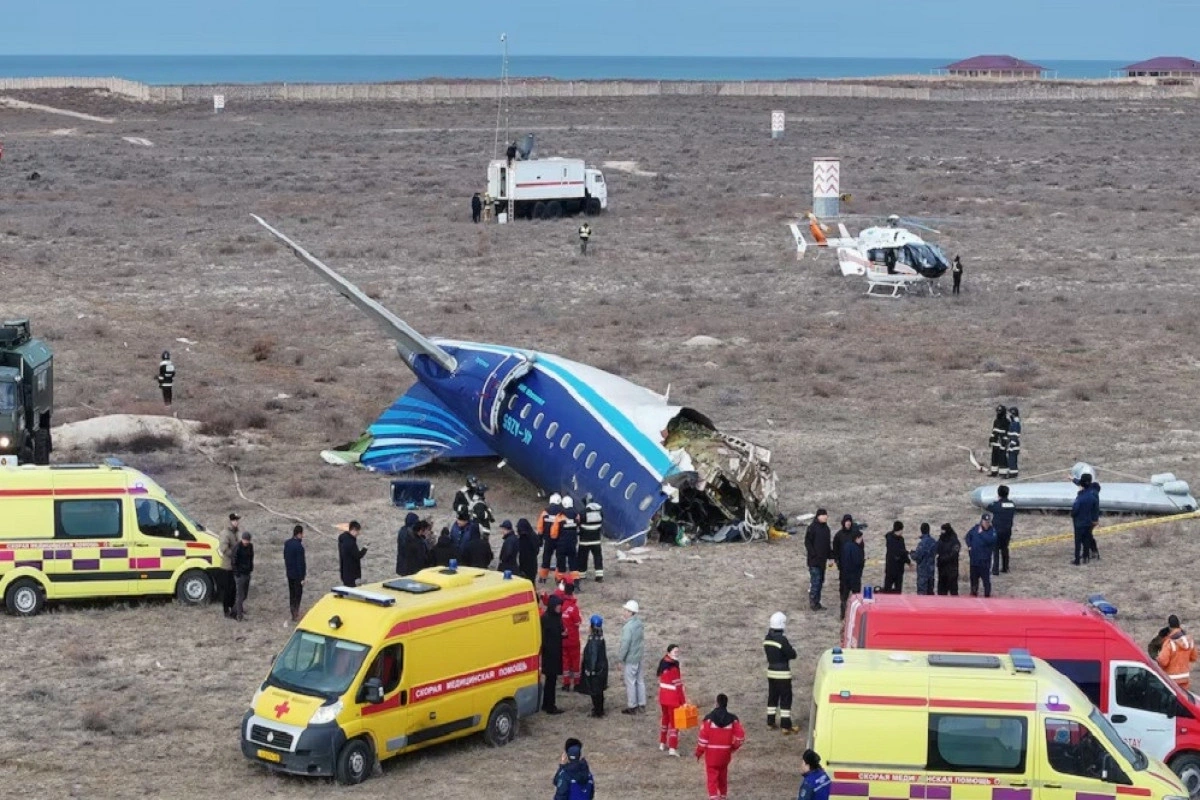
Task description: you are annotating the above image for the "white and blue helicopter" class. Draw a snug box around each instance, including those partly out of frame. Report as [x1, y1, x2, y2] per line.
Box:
[253, 216, 778, 540]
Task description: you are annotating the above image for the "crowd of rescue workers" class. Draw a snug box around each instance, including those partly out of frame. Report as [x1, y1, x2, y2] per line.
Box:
[201, 409, 1196, 800]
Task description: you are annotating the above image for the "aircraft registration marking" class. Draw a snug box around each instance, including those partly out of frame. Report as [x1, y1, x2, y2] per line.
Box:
[502, 414, 533, 445]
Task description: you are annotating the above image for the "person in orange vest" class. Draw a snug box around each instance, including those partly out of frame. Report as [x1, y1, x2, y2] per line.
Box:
[557, 580, 584, 692]
[1157, 614, 1197, 690]
[656, 644, 687, 756]
[694, 693, 746, 800]
[537, 493, 563, 584]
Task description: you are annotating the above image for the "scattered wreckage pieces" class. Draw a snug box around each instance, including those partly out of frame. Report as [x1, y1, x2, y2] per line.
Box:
[971, 462, 1197, 515]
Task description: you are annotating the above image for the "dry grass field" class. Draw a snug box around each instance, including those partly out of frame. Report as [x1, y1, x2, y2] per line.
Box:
[3, 88, 1200, 799]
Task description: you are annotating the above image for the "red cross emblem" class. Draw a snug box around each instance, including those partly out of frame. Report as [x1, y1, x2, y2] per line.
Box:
[274, 700, 290, 719]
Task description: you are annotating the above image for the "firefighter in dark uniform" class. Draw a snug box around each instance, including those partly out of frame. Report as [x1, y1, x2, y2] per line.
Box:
[763, 611, 797, 733]
[453, 476, 485, 524]
[555, 496, 580, 584]
[158, 351, 176, 406]
[989, 405, 1009, 478]
[988, 484, 1017, 575]
[471, 192, 482, 223]
[538, 493, 563, 584]
[1006, 406, 1022, 479]
[577, 493, 605, 583]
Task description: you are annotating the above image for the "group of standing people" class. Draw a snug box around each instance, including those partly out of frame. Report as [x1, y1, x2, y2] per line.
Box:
[805, 493, 1021, 617]
[537, 492, 606, 587]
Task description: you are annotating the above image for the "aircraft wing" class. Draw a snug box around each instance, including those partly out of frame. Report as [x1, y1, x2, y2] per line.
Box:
[360, 382, 497, 472]
[252, 215, 458, 373]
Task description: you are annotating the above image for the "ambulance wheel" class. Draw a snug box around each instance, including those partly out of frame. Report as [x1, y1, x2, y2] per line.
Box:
[6, 578, 45, 617]
[483, 700, 517, 747]
[334, 738, 373, 785]
[176, 570, 213, 606]
[1169, 753, 1200, 798]
[546, 201, 563, 219]
[532, 201, 546, 220]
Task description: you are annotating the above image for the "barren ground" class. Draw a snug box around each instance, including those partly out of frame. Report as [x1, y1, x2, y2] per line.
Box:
[2, 89, 1200, 799]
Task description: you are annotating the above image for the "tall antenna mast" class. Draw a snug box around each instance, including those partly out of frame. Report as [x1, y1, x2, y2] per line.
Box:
[493, 33, 510, 159]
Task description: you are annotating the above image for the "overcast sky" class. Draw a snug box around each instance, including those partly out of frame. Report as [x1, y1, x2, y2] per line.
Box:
[3, 0, 1196, 59]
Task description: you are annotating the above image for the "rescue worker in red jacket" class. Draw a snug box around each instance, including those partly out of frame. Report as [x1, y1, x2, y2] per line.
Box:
[694, 693, 745, 800]
[657, 644, 687, 756]
[557, 580, 584, 691]
[1158, 614, 1197, 690]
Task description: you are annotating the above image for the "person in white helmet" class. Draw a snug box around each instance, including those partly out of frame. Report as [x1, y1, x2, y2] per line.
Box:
[538, 493, 563, 583]
[763, 612, 797, 733]
[619, 599, 646, 714]
[555, 495, 580, 584]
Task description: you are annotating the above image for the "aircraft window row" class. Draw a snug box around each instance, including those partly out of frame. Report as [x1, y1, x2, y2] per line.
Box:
[546, 421, 558, 439]
[573, 443, 586, 460]
[598, 463, 610, 480]
[520, 403, 531, 420]
[609, 471, 624, 489]
[585, 452, 597, 469]
[639, 495, 655, 511]
[533, 412, 544, 430]
[560, 433, 571, 449]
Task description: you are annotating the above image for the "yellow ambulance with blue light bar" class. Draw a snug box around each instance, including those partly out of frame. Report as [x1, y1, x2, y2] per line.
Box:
[241, 565, 541, 785]
[0, 461, 219, 615]
[809, 647, 1188, 800]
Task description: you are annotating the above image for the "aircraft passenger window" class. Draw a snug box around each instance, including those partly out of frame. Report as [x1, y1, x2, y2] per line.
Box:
[573, 443, 585, 459]
[546, 422, 558, 439]
[609, 471, 623, 489]
[625, 483, 637, 500]
[639, 495, 655, 511]
[55, 499, 123, 540]
[598, 463, 610, 479]
[1044, 718, 1128, 784]
[533, 412, 544, 430]
[520, 403, 531, 420]
[927, 713, 1027, 774]
[507, 395, 518, 411]
[1115, 665, 1177, 716]
[560, 433, 571, 449]
[585, 452, 597, 469]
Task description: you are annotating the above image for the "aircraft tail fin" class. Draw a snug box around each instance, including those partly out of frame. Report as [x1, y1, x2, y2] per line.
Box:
[252, 215, 458, 373]
[361, 382, 496, 472]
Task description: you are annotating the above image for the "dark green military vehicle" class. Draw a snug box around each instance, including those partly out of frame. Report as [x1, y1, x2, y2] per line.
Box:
[0, 319, 53, 465]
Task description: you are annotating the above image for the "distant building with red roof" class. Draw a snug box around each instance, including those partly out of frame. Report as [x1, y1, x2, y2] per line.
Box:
[943, 55, 1048, 79]
[1122, 57, 1200, 78]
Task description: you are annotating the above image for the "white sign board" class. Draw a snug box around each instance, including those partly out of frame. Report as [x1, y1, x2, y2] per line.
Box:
[813, 158, 840, 199]
[771, 110, 785, 133]
[0, 454, 19, 467]
[213, 94, 226, 112]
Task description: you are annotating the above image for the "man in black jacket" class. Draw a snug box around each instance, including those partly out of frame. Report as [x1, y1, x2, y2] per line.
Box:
[497, 520, 520, 575]
[338, 520, 367, 587]
[804, 509, 831, 611]
[461, 526, 494, 569]
[988, 485, 1017, 575]
[232, 531, 254, 622]
[882, 521, 911, 594]
[936, 523, 961, 596]
[541, 595, 566, 714]
[516, 518, 539, 582]
[283, 525, 306, 622]
[839, 529, 865, 620]
[395, 512, 420, 576]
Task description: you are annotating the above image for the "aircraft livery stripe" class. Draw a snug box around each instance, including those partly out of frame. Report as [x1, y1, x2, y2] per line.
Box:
[382, 396, 471, 434]
[362, 424, 462, 446]
[384, 590, 536, 639]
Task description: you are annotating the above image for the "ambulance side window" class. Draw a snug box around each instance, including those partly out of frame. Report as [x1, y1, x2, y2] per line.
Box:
[55, 499, 122, 539]
[359, 644, 403, 702]
[927, 713, 1027, 773]
[1045, 718, 1129, 784]
[135, 499, 195, 541]
[1115, 665, 1177, 716]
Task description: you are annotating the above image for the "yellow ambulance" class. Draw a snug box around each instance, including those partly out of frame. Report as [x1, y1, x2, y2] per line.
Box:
[0, 461, 219, 616]
[809, 648, 1188, 800]
[241, 566, 541, 785]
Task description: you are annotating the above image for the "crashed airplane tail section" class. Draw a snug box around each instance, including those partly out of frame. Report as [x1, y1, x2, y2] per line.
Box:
[662, 414, 779, 538]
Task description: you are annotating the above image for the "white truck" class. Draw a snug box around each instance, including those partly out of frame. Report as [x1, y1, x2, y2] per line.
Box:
[486, 157, 607, 220]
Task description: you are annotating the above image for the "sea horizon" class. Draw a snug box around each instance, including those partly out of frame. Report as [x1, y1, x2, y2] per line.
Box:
[0, 55, 1135, 85]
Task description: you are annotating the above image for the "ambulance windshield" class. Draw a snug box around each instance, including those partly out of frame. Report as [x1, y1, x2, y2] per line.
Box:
[268, 632, 370, 700]
[1089, 708, 1145, 771]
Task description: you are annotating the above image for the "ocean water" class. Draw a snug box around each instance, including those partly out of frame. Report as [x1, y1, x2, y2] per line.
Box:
[0, 55, 1128, 85]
